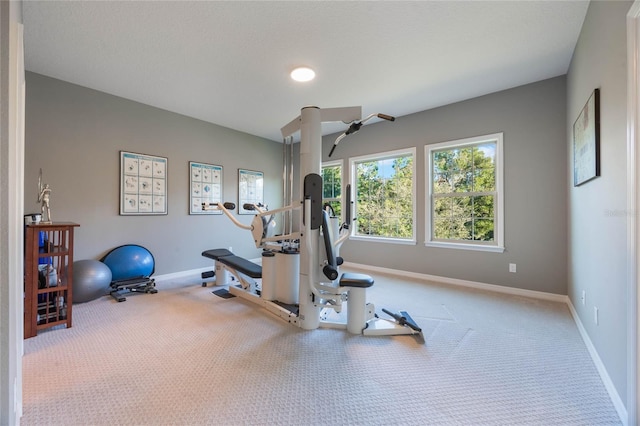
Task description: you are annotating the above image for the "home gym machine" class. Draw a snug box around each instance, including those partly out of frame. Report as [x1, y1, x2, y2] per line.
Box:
[204, 106, 424, 343]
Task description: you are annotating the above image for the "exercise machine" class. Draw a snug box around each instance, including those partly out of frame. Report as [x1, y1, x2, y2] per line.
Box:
[204, 106, 424, 343]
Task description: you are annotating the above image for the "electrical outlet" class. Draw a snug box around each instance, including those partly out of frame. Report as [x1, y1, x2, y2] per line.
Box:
[509, 263, 516, 273]
[581, 290, 586, 306]
[594, 306, 599, 325]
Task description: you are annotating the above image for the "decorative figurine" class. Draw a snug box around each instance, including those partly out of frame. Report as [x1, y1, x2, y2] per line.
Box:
[38, 169, 52, 224]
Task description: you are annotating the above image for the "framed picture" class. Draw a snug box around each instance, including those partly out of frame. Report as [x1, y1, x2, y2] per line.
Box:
[190, 161, 223, 214]
[120, 151, 168, 215]
[573, 89, 600, 186]
[238, 169, 263, 214]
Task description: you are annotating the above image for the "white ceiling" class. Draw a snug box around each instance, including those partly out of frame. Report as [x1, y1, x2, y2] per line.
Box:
[22, 1, 589, 142]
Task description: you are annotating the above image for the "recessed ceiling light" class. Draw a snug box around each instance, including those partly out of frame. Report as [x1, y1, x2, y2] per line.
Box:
[290, 67, 315, 82]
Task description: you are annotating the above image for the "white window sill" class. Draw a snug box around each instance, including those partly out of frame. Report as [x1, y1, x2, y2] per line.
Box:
[425, 241, 505, 253]
[351, 235, 417, 245]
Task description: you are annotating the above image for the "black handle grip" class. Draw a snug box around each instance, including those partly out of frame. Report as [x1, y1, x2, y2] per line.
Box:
[377, 113, 395, 121]
[382, 308, 400, 321]
[382, 308, 421, 332]
[345, 121, 363, 135]
[345, 184, 352, 225]
[328, 145, 337, 158]
[223, 202, 236, 210]
[243, 203, 255, 211]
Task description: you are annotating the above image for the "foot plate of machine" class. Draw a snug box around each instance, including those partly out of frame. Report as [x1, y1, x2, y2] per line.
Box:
[212, 288, 236, 299]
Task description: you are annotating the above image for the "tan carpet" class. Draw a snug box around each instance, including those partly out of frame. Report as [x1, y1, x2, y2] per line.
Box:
[22, 270, 622, 425]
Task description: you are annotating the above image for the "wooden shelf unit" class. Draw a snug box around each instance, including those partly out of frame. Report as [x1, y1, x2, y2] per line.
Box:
[24, 222, 79, 339]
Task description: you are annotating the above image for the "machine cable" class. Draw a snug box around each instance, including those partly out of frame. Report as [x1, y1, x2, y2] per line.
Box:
[328, 113, 395, 157]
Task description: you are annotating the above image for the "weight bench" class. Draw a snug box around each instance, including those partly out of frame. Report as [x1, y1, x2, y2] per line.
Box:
[201, 248, 262, 293]
[217, 255, 262, 279]
[200, 248, 233, 286]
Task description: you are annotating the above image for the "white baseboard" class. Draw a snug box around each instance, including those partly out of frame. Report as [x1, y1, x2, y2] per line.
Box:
[154, 259, 263, 283]
[566, 300, 628, 425]
[343, 261, 569, 303]
[159, 262, 568, 302]
[154, 266, 212, 282]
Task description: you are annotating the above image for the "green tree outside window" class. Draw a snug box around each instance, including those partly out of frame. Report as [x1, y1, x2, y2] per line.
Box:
[354, 153, 414, 239]
[432, 142, 496, 242]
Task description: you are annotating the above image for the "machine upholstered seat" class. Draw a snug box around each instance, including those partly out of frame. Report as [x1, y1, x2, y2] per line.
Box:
[201, 248, 234, 260]
[339, 272, 374, 288]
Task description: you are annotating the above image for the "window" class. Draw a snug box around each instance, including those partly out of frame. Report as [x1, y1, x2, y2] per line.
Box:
[350, 148, 416, 243]
[321, 160, 343, 218]
[426, 133, 504, 252]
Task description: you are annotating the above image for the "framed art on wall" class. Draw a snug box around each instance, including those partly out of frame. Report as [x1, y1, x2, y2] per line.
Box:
[120, 151, 168, 215]
[238, 169, 263, 214]
[573, 88, 600, 186]
[190, 161, 223, 214]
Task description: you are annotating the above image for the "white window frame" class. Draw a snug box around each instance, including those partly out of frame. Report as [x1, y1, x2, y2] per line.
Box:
[349, 147, 417, 245]
[321, 159, 344, 220]
[425, 133, 504, 253]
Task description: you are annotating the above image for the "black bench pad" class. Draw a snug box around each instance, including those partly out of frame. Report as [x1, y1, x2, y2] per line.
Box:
[217, 255, 262, 279]
[339, 272, 374, 288]
[202, 248, 234, 260]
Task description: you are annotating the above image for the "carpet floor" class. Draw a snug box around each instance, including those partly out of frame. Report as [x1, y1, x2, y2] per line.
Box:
[22, 269, 622, 425]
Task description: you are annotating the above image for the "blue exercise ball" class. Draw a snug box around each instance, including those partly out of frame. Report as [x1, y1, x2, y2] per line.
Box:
[101, 244, 155, 282]
[72, 259, 112, 303]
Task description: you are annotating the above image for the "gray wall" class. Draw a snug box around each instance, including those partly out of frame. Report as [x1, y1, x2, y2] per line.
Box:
[567, 0, 632, 410]
[24, 72, 283, 275]
[325, 76, 568, 295]
[26, 73, 568, 296]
